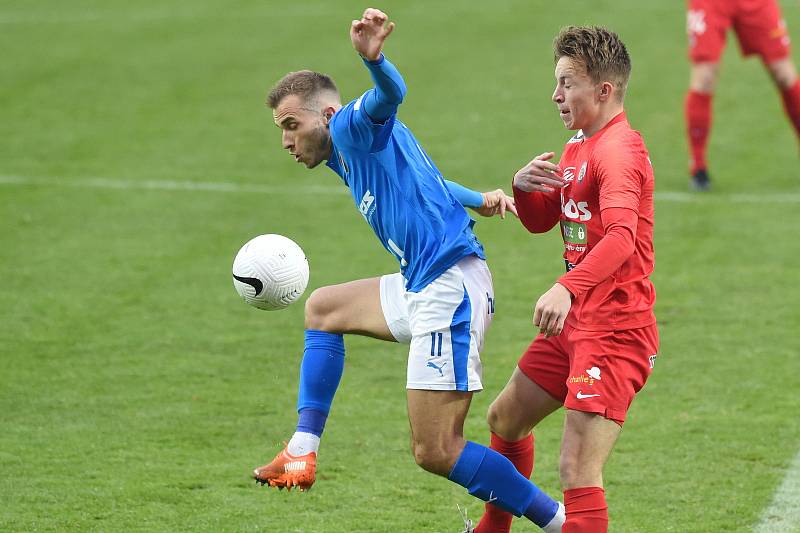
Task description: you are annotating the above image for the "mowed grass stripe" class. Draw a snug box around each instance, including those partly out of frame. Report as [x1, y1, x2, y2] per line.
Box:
[2, 174, 799, 203]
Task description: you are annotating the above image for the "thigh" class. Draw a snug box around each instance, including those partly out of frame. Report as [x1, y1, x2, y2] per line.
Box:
[734, 0, 791, 61]
[406, 257, 490, 392]
[563, 324, 659, 425]
[687, 0, 731, 63]
[517, 328, 571, 403]
[305, 276, 395, 340]
[488, 367, 563, 440]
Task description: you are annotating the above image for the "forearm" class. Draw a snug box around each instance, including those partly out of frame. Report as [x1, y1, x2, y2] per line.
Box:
[362, 54, 407, 123]
[445, 180, 483, 208]
[513, 186, 560, 233]
[558, 207, 637, 296]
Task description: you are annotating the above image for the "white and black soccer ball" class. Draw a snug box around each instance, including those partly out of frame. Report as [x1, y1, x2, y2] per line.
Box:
[232, 234, 309, 311]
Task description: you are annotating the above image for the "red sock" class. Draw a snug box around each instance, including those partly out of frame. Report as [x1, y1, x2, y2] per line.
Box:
[474, 433, 534, 533]
[780, 79, 800, 139]
[685, 90, 712, 174]
[563, 487, 608, 533]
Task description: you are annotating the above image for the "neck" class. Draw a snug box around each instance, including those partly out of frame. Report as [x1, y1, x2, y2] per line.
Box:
[583, 103, 624, 138]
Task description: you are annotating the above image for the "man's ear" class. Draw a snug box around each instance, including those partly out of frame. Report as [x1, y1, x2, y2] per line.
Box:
[599, 82, 613, 101]
[322, 106, 336, 125]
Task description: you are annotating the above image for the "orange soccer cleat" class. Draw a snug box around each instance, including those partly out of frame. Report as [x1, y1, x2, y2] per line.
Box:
[253, 447, 317, 491]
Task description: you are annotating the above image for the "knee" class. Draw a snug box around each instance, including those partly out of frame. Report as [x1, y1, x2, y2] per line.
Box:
[304, 287, 341, 331]
[486, 399, 531, 442]
[486, 400, 510, 436]
[767, 60, 798, 90]
[689, 63, 719, 94]
[410, 438, 461, 477]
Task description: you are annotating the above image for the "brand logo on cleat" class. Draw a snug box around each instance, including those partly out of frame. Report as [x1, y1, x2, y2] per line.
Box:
[284, 461, 307, 472]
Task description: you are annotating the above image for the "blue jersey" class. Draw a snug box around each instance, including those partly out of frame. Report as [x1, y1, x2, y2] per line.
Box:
[326, 92, 485, 292]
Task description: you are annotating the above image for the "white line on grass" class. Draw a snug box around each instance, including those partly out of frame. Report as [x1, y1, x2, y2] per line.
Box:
[754, 449, 800, 533]
[1, 174, 800, 203]
[0, 175, 345, 196]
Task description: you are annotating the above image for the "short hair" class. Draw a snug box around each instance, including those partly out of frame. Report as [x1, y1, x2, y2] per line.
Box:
[266, 70, 340, 109]
[553, 26, 631, 100]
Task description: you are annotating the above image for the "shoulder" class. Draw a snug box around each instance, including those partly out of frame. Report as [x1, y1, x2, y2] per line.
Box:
[593, 124, 648, 169]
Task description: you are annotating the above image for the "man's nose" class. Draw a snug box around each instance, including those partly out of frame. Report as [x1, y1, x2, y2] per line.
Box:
[282, 130, 293, 149]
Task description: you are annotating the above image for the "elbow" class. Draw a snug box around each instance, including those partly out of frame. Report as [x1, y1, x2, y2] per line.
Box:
[521, 220, 555, 234]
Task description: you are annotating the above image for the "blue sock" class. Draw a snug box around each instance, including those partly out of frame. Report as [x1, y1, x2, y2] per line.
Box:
[448, 441, 559, 527]
[295, 330, 345, 436]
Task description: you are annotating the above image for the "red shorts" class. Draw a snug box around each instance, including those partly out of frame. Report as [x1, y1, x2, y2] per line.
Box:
[518, 322, 659, 425]
[687, 0, 791, 63]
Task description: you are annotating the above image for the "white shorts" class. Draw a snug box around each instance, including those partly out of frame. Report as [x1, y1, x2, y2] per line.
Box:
[379, 255, 494, 392]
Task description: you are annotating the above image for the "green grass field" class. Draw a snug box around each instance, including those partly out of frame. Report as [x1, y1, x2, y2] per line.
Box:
[2, 1, 799, 531]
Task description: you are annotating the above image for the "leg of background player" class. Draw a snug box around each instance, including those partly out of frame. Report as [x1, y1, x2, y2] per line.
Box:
[686, 62, 719, 191]
[765, 57, 800, 141]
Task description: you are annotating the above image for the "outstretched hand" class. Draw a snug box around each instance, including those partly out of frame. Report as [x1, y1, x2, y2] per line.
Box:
[473, 189, 518, 219]
[351, 8, 395, 61]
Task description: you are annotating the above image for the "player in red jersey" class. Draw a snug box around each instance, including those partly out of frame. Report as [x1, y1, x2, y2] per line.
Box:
[686, 0, 800, 190]
[473, 27, 657, 533]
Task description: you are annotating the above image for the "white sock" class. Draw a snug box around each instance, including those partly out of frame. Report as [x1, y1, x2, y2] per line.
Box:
[286, 432, 320, 456]
[542, 501, 565, 533]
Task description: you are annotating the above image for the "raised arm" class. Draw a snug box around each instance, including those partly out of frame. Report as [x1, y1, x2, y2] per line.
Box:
[351, 8, 406, 123]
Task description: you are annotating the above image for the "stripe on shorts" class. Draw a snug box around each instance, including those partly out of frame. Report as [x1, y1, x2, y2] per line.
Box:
[450, 286, 472, 391]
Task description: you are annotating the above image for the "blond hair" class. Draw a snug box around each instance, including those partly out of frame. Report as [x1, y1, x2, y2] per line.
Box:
[554, 26, 631, 100]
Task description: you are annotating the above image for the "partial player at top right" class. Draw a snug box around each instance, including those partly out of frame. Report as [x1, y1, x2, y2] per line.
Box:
[686, 0, 800, 190]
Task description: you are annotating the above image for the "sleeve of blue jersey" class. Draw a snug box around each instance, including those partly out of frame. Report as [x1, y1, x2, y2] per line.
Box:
[360, 54, 406, 124]
[444, 180, 484, 208]
[329, 54, 406, 153]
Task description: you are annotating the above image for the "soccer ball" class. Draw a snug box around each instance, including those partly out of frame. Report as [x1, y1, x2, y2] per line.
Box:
[232, 234, 309, 311]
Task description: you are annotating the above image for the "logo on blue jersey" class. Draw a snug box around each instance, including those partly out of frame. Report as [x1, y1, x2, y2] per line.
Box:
[359, 190, 376, 220]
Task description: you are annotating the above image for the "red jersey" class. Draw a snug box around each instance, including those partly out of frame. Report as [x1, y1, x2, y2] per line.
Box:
[514, 112, 656, 331]
[687, 0, 791, 63]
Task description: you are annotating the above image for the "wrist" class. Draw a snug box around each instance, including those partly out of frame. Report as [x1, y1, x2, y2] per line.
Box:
[361, 52, 384, 64]
[555, 282, 575, 299]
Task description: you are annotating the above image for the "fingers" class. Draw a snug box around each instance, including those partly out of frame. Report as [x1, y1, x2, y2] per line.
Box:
[361, 8, 391, 29]
[513, 155, 565, 193]
[363, 8, 387, 22]
[384, 21, 395, 37]
[505, 195, 518, 218]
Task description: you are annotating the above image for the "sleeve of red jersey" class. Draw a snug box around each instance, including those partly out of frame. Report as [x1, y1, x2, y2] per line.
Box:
[557, 207, 637, 296]
[512, 186, 561, 233]
[557, 140, 645, 296]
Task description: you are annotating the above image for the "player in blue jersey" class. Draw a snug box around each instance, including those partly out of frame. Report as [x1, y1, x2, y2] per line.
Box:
[252, 8, 565, 531]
